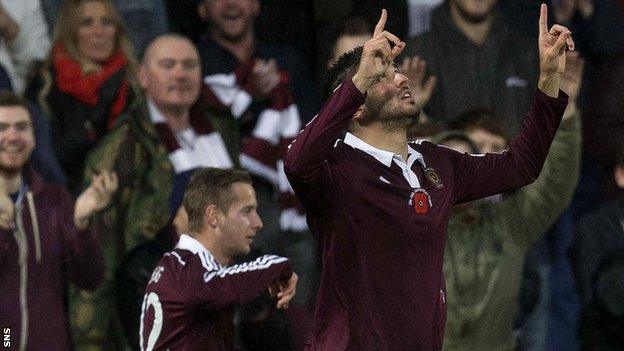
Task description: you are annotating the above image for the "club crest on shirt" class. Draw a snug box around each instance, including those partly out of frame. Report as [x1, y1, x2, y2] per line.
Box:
[409, 188, 432, 214]
[425, 167, 444, 189]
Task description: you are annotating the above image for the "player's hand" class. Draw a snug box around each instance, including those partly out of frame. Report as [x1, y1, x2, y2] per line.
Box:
[352, 9, 406, 93]
[250, 59, 281, 100]
[400, 56, 436, 108]
[537, 4, 575, 97]
[270, 272, 298, 309]
[74, 170, 118, 230]
[0, 187, 14, 230]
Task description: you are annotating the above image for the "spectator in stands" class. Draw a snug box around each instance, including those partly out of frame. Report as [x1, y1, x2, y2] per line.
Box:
[571, 140, 624, 350]
[441, 51, 583, 350]
[404, 0, 539, 134]
[0, 91, 116, 351]
[73, 34, 234, 350]
[0, 1, 50, 95]
[42, 0, 168, 57]
[31, 0, 139, 195]
[197, 0, 319, 223]
[435, 130, 478, 154]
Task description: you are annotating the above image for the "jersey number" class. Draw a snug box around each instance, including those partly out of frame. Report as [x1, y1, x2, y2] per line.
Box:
[139, 292, 163, 351]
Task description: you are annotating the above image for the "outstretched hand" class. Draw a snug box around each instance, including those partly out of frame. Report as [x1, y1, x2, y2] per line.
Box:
[538, 3, 575, 97]
[74, 170, 118, 230]
[352, 9, 406, 93]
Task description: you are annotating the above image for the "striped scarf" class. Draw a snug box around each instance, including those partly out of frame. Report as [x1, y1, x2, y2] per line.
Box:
[202, 58, 306, 232]
[149, 102, 233, 174]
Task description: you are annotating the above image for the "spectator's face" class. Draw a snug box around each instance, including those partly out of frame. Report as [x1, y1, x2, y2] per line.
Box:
[451, 0, 498, 23]
[200, 0, 260, 42]
[330, 34, 370, 67]
[467, 128, 506, 153]
[359, 64, 420, 130]
[442, 139, 473, 154]
[217, 182, 263, 259]
[139, 38, 202, 111]
[77, 1, 117, 63]
[0, 106, 35, 175]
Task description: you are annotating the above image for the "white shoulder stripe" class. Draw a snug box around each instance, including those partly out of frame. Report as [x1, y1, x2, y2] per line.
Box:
[171, 252, 186, 266]
[163, 252, 187, 266]
[203, 255, 289, 283]
[199, 251, 217, 272]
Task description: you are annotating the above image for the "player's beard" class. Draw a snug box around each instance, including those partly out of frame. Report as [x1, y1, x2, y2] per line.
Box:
[364, 95, 420, 132]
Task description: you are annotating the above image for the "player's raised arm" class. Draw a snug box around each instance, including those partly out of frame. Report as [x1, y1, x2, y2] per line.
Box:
[351, 9, 405, 93]
[284, 10, 405, 196]
[448, 4, 573, 204]
[537, 3, 575, 97]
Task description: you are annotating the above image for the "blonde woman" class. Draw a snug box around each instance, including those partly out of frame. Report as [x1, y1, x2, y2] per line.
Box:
[33, 0, 138, 194]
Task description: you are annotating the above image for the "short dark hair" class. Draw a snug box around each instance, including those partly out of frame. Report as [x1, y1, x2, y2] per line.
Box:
[449, 108, 508, 141]
[322, 46, 362, 102]
[0, 91, 30, 112]
[183, 168, 253, 233]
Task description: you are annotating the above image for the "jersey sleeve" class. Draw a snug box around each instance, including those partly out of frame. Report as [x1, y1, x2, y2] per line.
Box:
[284, 79, 365, 207]
[447, 89, 568, 204]
[183, 253, 293, 309]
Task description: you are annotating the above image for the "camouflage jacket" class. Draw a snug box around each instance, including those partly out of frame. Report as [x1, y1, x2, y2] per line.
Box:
[443, 112, 582, 351]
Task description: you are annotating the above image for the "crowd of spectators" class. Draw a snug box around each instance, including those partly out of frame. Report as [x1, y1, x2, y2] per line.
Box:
[0, 0, 622, 350]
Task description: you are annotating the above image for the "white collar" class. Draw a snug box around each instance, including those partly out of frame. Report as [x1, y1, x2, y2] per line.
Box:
[343, 132, 425, 168]
[147, 99, 167, 124]
[177, 233, 212, 256]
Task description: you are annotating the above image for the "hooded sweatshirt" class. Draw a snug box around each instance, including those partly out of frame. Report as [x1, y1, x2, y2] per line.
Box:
[0, 167, 104, 351]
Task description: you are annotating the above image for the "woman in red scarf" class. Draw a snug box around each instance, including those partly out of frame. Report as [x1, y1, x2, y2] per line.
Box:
[34, 0, 138, 194]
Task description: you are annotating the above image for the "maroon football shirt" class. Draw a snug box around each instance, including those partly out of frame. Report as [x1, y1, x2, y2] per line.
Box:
[139, 234, 293, 350]
[284, 79, 567, 350]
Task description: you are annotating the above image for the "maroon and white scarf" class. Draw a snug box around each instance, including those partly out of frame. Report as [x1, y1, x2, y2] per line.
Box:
[149, 101, 233, 173]
[202, 59, 307, 232]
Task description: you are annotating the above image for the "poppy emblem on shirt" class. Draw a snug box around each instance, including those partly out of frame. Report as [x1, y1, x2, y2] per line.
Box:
[409, 188, 432, 215]
[425, 168, 444, 189]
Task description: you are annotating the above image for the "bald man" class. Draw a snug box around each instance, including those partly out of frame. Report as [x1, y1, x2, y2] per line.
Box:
[72, 34, 236, 350]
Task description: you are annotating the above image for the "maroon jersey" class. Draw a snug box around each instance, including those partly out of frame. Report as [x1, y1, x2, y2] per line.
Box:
[284, 79, 568, 350]
[139, 234, 293, 351]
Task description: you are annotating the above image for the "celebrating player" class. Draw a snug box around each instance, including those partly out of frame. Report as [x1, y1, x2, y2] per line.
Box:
[284, 5, 573, 350]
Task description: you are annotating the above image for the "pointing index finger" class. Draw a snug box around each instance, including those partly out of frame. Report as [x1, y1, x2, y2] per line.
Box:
[373, 9, 387, 37]
[538, 4, 548, 37]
